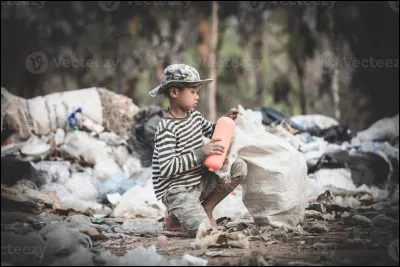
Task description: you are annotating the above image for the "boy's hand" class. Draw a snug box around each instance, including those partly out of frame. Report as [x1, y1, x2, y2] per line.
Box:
[225, 108, 240, 121]
[202, 138, 225, 156]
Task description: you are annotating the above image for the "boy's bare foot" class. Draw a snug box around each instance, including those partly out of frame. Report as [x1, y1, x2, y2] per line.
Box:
[202, 204, 217, 228]
[163, 211, 186, 231]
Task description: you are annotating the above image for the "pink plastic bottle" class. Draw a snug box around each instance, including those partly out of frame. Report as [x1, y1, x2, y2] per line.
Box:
[204, 117, 235, 172]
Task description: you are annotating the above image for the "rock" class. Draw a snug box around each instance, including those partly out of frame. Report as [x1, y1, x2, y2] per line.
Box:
[80, 227, 108, 241]
[121, 220, 162, 236]
[38, 212, 61, 224]
[371, 214, 399, 227]
[204, 251, 236, 257]
[307, 223, 329, 234]
[306, 203, 326, 213]
[156, 235, 168, 248]
[344, 215, 373, 227]
[1, 232, 47, 266]
[191, 222, 250, 250]
[46, 246, 93, 266]
[68, 215, 91, 230]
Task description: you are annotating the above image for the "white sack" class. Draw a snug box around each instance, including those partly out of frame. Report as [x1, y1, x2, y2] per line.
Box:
[215, 109, 308, 229]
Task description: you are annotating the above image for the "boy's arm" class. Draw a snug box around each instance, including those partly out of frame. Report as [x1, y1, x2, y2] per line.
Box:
[156, 129, 205, 179]
[201, 114, 216, 139]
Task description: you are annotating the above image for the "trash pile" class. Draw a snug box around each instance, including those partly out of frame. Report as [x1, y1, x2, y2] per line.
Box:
[1, 87, 166, 219]
[244, 106, 399, 203]
[1, 87, 399, 266]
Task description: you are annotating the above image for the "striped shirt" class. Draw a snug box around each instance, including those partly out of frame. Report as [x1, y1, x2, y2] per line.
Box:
[152, 110, 216, 200]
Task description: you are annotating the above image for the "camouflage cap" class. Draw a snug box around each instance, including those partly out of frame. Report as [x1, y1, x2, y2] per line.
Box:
[149, 64, 213, 97]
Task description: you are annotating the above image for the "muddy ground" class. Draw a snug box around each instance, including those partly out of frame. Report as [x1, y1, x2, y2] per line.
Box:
[1, 196, 398, 266]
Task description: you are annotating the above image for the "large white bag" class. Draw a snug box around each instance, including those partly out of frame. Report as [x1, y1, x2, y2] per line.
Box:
[215, 107, 308, 229]
[1, 87, 102, 138]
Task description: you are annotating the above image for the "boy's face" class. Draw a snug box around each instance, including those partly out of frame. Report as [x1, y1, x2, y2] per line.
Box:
[175, 87, 200, 111]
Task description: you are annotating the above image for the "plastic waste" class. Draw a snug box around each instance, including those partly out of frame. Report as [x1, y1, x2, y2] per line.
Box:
[204, 117, 235, 172]
[67, 107, 82, 131]
[96, 172, 137, 201]
[111, 178, 165, 219]
[95, 245, 191, 266]
[182, 254, 208, 266]
[355, 114, 399, 142]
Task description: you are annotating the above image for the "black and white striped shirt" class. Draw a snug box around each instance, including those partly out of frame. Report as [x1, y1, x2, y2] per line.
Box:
[152, 110, 216, 200]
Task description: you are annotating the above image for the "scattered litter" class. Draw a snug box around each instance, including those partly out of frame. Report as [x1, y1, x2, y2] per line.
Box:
[95, 245, 191, 266]
[371, 214, 399, 227]
[182, 254, 208, 266]
[204, 250, 236, 257]
[344, 215, 373, 227]
[191, 222, 250, 249]
[156, 235, 169, 248]
[306, 223, 329, 234]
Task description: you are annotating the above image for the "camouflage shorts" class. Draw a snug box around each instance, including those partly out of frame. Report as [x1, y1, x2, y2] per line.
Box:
[162, 157, 248, 236]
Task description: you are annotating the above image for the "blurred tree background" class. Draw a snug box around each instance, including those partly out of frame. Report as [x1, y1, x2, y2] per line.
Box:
[1, 1, 399, 130]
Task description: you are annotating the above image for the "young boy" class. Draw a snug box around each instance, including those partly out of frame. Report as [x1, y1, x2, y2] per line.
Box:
[149, 64, 248, 236]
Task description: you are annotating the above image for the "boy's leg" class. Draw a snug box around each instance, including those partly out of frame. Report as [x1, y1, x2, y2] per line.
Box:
[162, 185, 210, 236]
[201, 157, 248, 221]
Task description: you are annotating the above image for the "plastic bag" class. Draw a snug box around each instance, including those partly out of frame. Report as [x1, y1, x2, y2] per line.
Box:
[356, 114, 399, 143]
[214, 106, 308, 229]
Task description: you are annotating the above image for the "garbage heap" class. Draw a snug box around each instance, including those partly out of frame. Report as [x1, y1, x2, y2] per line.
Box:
[1, 87, 166, 219]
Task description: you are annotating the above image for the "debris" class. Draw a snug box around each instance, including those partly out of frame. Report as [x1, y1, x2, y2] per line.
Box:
[344, 215, 373, 227]
[1, 184, 60, 213]
[1, 232, 47, 266]
[98, 87, 139, 138]
[90, 217, 104, 224]
[182, 254, 208, 266]
[68, 215, 91, 230]
[129, 106, 165, 167]
[121, 219, 163, 236]
[156, 235, 169, 248]
[216, 107, 308, 229]
[96, 172, 136, 202]
[306, 203, 326, 213]
[371, 214, 399, 227]
[111, 180, 165, 219]
[306, 223, 329, 234]
[204, 250, 236, 257]
[34, 161, 71, 185]
[191, 222, 250, 249]
[106, 192, 122, 205]
[94, 245, 190, 266]
[20, 136, 50, 158]
[99, 132, 128, 146]
[80, 227, 108, 241]
[53, 128, 65, 146]
[1, 156, 44, 186]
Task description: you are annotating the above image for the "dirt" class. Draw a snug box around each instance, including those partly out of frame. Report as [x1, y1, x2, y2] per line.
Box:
[1, 204, 399, 266]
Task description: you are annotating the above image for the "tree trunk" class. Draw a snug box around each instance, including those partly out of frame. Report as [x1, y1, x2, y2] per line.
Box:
[209, 1, 219, 122]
